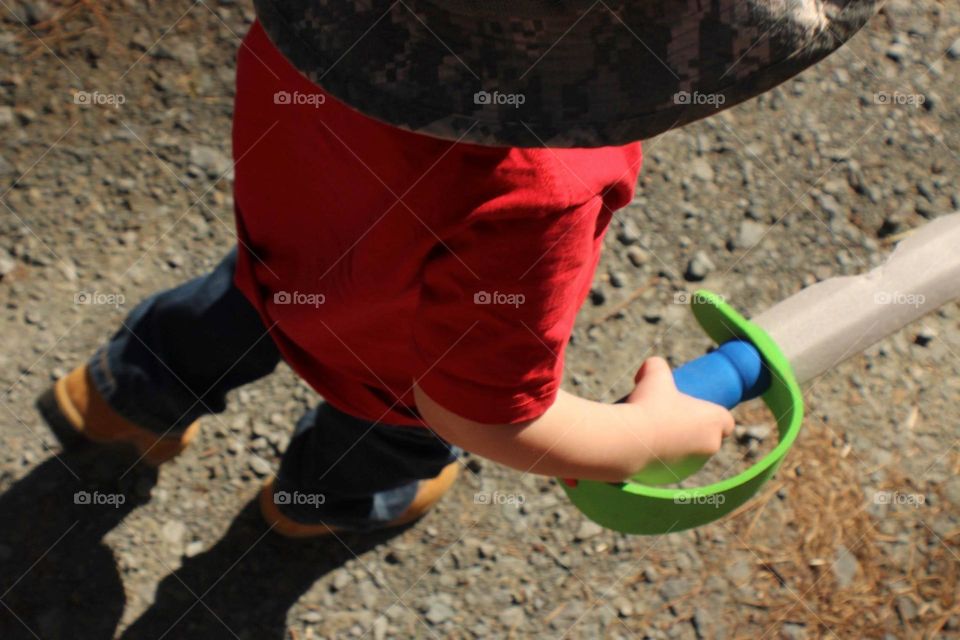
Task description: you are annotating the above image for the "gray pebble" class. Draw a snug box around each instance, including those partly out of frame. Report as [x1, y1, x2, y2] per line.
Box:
[0, 253, 15, 277]
[886, 42, 910, 62]
[609, 271, 627, 288]
[184, 540, 205, 558]
[735, 424, 772, 443]
[161, 519, 187, 547]
[189, 145, 232, 179]
[300, 610, 323, 623]
[659, 576, 693, 600]
[914, 327, 936, 347]
[424, 601, 455, 625]
[690, 158, 715, 182]
[685, 251, 715, 281]
[617, 219, 642, 246]
[574, 520, 604, 541]
[895, 595, 918, 622]
[331, 570, 352, 591]
[942, 476, 960, 507]
[734, 220, 767, 249]
[832, 544, 859, 588]
[249, 455, 272, 476]
[0, 153, 14, 177]
[613, 596, 633, 617]
[949, 38, 960, 60]
[626, 245, 648, 267]
[152, 38, 199, 66]
[499, 606, 525, 628]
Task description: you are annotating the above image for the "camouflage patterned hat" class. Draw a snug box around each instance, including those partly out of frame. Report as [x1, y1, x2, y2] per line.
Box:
[253, 0, 882, 148]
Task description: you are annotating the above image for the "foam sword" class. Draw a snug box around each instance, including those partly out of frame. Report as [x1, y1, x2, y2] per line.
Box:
[563, 212, 960, 535]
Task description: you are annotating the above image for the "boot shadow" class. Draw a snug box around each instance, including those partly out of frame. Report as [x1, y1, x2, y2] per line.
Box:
[119, 500, 407, 640]
[0, 451, 157, 640]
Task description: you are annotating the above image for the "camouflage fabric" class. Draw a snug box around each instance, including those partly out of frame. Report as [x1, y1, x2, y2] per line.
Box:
[253, 0, 883, 148]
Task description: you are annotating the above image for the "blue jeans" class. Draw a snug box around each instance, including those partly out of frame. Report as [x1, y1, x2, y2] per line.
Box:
[88, 249, 457, 531]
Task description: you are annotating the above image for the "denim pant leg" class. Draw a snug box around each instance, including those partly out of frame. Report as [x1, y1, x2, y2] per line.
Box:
[272, 402, 458, 531]
[87, 248, 282, 435]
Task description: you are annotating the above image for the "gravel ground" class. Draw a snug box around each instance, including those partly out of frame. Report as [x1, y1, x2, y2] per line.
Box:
[0, 1, 958, 639]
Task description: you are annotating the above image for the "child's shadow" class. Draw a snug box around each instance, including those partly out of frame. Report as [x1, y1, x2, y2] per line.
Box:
[0, 452, 403, 640]
[119, 501, 403, 640]
[0, 451, 156, 640]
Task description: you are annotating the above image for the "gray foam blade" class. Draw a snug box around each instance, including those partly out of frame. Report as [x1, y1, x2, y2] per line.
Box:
[753, 212, 960, 384]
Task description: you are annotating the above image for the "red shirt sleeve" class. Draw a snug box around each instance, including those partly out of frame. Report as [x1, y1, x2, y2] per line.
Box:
[412, 196, 612, 425]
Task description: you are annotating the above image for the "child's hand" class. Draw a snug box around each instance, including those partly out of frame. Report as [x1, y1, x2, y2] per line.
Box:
[624, 357, 735, 467]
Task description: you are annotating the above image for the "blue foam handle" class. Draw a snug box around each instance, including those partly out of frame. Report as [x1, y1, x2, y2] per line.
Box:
[672, 339, 771, 409]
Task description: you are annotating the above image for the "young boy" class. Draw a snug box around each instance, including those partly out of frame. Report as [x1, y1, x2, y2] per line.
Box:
[42, 2, 878, 535]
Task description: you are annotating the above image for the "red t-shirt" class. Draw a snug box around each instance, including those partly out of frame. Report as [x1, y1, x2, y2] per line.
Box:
[232, 22, 643, 427]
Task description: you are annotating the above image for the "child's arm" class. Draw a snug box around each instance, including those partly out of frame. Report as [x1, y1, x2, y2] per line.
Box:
[414, 356, 735, 482]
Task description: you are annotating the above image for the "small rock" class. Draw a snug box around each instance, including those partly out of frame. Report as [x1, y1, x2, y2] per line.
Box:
[690, 158, 715, 182]
[0, 153, 14, 177]
[733, 220, 767, 249]
[589, 288, 606, 306]
[914, 327, 936, 347]
[626, 245, 648, 267]
[814, 192, 843, 220]
[617, 219, 642, 246]
[575, 520, 604, 541]
[885, 42, 909, 62]
[424, 601, 455, 625]
[949, 38, 960, 60]
[659, 576, 693, 600]
[877, 215, 902, 239]
[781, 622, 807, 640]
[942, 477, 960, 507]
[189, 145, 231, 179]
[895, 595, 918, 622]
[0, 106, 13, 127]
[735, 424, 772, 443]
[331, 570, 352, 591]
[642, 310, 662, 324]
[300, 610, 322, 624]
[0, 253, 16, 277]
[499, 606, 525, 628]
[161, 520, 187, 546]
[609, 271, 627, 288]
[832, 544, 859, 588]
[685, 251, 715, 282]
[152, 38, 199, 66]
[613, 596, 633, 618]
[249, 456, 272, 476]
[184, 540, 205, 558]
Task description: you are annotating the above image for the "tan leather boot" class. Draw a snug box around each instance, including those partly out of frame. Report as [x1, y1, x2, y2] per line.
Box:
[259, 462, 459, 538]
[43, 365, 200, 466]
